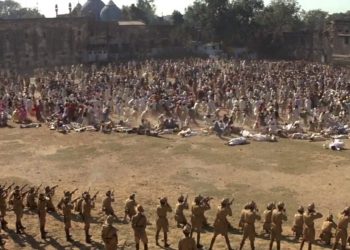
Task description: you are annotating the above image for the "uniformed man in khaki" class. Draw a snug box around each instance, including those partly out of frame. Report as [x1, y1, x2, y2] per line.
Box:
[45, 186, 57, 213]
[300, 203, 323, 250]
[175, 195, 189, 228]
[239, 201, 261, 250]
[319, 214, 336, 246]
[26, 186, 39, 211]
[57, 189, 78, 210]
[102, 190, 116, 218]
[156, 197, 172, 247]
[292, 206, 304, 240]
[263, 202, 275, 235]
[0, 187, 10, 229]
[209, 198, 234, 250]
[13, 189, 28, 234]
[269, 202, 287, 250]
[178, 224, 197, 250]
[60, 196, 75, 241]
[82, 193, 95, 243]
[37, 193, 48, 239]
[332, 207, 350, 250]
[190, 195, 211, 249]
[124, 194, 137, 223]
[101, 215, 118, 250]
[131, 205, 148, 250]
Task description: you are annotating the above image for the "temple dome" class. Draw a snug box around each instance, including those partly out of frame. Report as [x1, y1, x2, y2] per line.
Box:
[100, 0, 122, 22]
[81, 0, 105, 20]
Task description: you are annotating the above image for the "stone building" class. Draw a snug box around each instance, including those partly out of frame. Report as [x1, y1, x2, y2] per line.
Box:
[330, 19, 350, 64]
[0, 0, 175, 70]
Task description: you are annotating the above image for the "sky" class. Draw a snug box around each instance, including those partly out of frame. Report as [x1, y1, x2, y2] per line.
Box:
[15, 0, 350, 18]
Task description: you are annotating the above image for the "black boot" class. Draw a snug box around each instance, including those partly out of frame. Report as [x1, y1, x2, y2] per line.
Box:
[85, 231, 91, 244]
[40, 227, 47, 239]
[1, 220, 7, 230]
[16, 222, 22, 234]
[144, 243, 148, 250]
[65, 229, 72, 241]
[0, 236, 4, 246]
[136, 243, 140, 250]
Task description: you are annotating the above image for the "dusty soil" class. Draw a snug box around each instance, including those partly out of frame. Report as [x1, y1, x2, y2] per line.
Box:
[0, 125, 349, 250]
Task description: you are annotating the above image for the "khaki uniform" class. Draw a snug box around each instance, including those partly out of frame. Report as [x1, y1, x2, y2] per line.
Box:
[191, 203, 210, 232]
[131, 213, 148, 244]
[13, 195, 24, 222]
[125, 198, 137, 218]
[102, 196, 115, 216]
[334, 214, 350, 247]
[319, 220, 336, 244]
[0, 193, 7, 218]
[175, 202, 188, 225]
[302, 211, 323, 242]
[156, 204, 172, 232]
[263, 209, 273, 233]
[101, 224, 118, 250]
[271, 209, 287, 241]
[26, 191, 37, 209]
[292, 213, 304, 237]
[62, 202, 74, 229]
[82, 199, 94, 230]
[45, 191, 55, 212]
[37, 198, 47, 228]
[213, 205, 232, 235]
[241, 209, 261, 242]
[178, 237, 197, 250]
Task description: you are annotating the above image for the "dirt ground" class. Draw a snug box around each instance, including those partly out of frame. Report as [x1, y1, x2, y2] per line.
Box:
[0, 125, 350, 250]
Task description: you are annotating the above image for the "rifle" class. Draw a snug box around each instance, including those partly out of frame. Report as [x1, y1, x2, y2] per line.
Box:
[70, 188, 78, 195]
[202, 197, 213, 204]
[51, 185, 59, 191]
[35, 184, 42, 194]
[228, 198, 234, 206]
[5, 183, 15, 191]
[92, 191, 99, 200]
[22, 190, 30, 197]
[20, 184, 28, 191]
[71, 197, 80, 203]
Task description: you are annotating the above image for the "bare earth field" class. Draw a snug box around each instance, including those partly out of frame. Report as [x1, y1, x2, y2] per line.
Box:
[0, 126, 350, 250]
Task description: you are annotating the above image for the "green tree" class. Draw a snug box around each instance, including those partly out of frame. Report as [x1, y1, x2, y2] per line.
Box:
[302, 9, 328, 30]
[171, 10, 184, 26]
[0, 0, 44, 19]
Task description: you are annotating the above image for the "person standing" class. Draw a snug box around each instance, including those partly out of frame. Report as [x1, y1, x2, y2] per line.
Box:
[263, 203, 275, 235]
[175, 195, 188, 228]
[155, 197, 172, 247]
[102, 190, 116, 218]
[269, 202, 287, 250]
[191, 195, 211, 249]
[239, 201, 261, 250]
[131, 205, 148, 250]
[332, 207, 350, 250]
[292, 206, 304, 240]
[82, 193, 95, 243]
[13, 189, 28, 234]
[124, 194, 137, 223]
[37, 193, 48, 239]
[101, 215, 118, 250]
[299, 203, 323, 250]
[209, 198, 234, 250]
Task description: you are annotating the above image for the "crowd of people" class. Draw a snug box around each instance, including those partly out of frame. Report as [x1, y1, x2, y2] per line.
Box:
[1, 182, 350, 250]
[0, 59, 349, 144]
